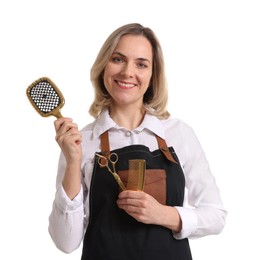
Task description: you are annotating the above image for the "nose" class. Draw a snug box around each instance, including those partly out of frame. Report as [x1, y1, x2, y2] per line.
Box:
[120, 62, 134, 78]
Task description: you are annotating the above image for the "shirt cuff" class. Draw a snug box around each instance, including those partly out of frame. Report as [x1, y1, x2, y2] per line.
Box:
[173, 206, 198, 239]
[54, 184, 83, 214]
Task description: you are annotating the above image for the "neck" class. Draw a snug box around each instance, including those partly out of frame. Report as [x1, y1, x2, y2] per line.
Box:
[109, 105, 146, 130]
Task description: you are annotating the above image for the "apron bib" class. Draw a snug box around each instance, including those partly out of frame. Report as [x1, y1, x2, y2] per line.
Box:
[81, 131, 192, 260]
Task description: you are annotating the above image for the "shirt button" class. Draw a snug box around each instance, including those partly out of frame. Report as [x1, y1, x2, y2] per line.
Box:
[126, 131, 131, 137]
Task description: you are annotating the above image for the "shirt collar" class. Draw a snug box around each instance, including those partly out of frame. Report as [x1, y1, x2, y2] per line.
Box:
[93, 108, 166, 139]
[139, 112, 165, 139]
[93, 109, 117, 138]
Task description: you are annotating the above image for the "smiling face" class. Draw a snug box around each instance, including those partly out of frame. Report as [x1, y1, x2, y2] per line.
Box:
[103, 34, 153, 109]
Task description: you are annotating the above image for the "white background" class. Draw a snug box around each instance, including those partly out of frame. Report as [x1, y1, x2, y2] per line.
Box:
[0, 0, 255, 259]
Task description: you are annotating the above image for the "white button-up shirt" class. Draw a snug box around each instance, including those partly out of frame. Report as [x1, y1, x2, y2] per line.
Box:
[49, 109, 227, 253]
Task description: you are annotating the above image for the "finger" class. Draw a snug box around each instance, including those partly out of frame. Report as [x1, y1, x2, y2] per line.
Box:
[54, 117, 73, 132]
[55, 122, 79, 141]
[57, 131, 82, 146]
[118, 203, 139, 213]
[67, 132, 83, 144]
[118, 190, 145, 199]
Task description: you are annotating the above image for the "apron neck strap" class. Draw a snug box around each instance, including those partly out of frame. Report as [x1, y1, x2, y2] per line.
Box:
[100, 130, 177, 164]
[155, 135, 177, 164]
[100, 130, 110, 157]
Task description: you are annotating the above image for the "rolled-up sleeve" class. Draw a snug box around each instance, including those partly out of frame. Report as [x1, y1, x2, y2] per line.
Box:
[48, 185, 84, 253]
[48, 152, 86, 253]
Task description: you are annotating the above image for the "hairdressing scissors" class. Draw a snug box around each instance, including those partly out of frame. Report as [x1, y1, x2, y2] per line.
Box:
[96, 153, 126, 191]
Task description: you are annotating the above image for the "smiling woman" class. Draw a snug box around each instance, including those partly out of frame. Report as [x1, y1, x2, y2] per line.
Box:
[48, 23, 227, 260]
[103, 35, 153, 123]
[89, 23, 169, 121]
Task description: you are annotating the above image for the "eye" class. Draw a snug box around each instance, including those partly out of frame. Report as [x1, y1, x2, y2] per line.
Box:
[111, 56, 124, 63]
[137, 62, 148, 68]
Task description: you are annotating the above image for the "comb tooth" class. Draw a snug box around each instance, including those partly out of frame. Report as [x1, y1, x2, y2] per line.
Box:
[128, 160, 146, 191]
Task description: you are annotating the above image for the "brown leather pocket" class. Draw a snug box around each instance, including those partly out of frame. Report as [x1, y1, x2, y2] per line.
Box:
[118, 169, 167, 205]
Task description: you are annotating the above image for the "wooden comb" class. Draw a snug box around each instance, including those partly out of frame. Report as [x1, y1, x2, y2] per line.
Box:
[127, 159, 146, 191]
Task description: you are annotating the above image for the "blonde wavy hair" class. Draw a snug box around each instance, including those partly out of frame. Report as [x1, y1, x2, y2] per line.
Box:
[89, 23, 170, 119]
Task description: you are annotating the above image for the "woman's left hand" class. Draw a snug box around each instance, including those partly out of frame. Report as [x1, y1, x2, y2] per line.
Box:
[117, 190, 164, 224]
[117, 190, 182, 232]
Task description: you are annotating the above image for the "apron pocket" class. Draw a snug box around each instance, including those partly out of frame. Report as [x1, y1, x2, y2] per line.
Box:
[118, 169, 167, 205]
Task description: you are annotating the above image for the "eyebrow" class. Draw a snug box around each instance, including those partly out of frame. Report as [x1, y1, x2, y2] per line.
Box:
[112, 51, 151, 64]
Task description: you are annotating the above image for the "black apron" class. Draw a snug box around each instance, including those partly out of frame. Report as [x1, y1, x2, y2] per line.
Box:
[81, 131, 192, 260]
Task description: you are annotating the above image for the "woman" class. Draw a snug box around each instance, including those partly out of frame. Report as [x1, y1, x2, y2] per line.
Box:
[49, 23, 227, 259]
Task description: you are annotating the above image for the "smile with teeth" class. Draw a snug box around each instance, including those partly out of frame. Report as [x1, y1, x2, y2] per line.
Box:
[116, 80, 137, 89]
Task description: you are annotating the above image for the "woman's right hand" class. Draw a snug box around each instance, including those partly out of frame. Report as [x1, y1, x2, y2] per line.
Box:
[54, 117, 82, 164]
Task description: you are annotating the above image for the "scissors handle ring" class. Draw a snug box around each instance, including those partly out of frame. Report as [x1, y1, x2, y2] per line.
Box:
[96, 153, 108, 167]
[109, 153, 118, 164]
